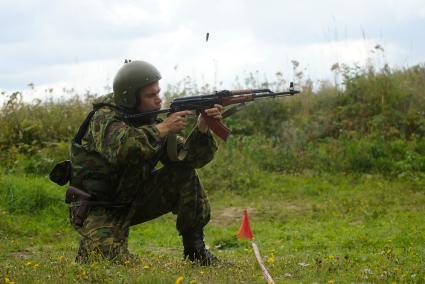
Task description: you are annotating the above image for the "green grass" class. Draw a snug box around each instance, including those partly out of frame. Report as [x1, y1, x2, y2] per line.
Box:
[0, 172, 424, 283]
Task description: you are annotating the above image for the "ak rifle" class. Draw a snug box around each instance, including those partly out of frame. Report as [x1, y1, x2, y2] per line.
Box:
[124, 82, 300, 141]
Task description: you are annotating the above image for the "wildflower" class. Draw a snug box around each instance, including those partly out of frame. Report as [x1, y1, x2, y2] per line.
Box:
[143, 265, 150, 269]
[59, 255, 65, 262]
[33, 263, 40, 268]
[25, 261, 32, 266]
[189, 280, 196, 284]
[328, 280, 335, 284]
[200, 271, 205, 275]
[266, 253, 275, 265]
[175, 276, 184, 284]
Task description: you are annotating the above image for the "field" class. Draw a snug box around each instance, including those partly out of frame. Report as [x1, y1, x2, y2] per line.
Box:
[1, 171, 424, 283]
[1, 62, 425, 283]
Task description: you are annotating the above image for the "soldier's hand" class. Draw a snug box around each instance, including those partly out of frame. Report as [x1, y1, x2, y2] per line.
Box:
[156, 110, 193, 137]
[197, 104, 224, 133]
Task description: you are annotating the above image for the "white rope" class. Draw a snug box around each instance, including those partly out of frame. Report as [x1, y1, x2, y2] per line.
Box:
[251, 241, 275, 284]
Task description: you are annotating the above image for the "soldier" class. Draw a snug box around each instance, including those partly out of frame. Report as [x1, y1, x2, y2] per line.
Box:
[68, 60, 222, 265]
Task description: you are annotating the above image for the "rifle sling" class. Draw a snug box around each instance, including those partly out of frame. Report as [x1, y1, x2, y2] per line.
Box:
[167, 133, 188, 162]
[166, 124, 197, 162]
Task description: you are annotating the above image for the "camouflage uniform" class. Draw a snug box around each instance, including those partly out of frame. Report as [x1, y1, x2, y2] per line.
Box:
[70, 94, 217, 262]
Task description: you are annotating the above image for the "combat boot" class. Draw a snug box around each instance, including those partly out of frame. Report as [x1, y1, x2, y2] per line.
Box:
[182, 227, 218, 266]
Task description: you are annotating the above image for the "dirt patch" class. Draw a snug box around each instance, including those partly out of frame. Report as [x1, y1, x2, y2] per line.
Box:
[10, 249, 32, 259]
[210, 207, 254, 227]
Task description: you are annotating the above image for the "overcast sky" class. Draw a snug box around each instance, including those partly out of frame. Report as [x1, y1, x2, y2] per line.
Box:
[1, 0, 424, 101]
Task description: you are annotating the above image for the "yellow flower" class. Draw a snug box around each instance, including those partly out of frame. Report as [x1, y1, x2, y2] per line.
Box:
[143, 265, 150, 269]
[25, 261, 32, 266]
[189, 280, 196, 284]
[328, 280, 335, 284]
[199, 271, 205, 275]
[175, 276, 184, 284]
[4, 277, 10, 283]
[33, 263, 40, 268]
[266, 254, 275, 265]
[59, 255, 65, 262]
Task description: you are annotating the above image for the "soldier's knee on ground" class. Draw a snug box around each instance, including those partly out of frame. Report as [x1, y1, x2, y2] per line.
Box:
[76, 226, 130, 263]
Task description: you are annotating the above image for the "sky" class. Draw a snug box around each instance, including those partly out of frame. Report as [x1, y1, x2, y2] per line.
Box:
[0, 0, 424, 101]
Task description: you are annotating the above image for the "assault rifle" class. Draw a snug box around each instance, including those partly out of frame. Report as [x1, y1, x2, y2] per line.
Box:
[124, 82, 300, 141]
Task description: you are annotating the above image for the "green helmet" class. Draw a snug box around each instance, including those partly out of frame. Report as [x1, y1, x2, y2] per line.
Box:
[113, 60, 162, 109]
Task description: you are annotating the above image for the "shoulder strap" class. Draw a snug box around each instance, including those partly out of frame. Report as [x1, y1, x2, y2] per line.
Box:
[72, 103, 118, 144]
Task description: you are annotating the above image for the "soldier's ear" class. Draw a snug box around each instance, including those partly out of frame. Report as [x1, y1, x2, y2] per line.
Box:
[134, 88, 143, 109]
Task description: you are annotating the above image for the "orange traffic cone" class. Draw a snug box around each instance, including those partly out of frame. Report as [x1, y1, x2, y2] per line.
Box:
[237, 209, 254, 240]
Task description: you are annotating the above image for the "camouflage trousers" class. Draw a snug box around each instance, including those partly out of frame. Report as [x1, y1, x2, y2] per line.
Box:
[74, 166, 211, 262]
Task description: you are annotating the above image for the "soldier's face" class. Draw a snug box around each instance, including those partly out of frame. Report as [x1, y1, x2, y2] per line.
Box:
[137, 81, 162, 113]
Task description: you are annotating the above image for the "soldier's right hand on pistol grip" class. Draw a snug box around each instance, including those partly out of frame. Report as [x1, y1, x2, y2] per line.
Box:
[156, 110, 193, 137]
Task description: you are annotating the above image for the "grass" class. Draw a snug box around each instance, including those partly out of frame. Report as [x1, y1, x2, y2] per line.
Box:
[0, 172, 424, 283]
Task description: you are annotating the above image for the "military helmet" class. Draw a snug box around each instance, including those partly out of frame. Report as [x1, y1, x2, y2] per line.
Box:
[113, 60, 162, 109]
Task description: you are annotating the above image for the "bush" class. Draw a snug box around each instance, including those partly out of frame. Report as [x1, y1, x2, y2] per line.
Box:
[0, 175, 63, 214]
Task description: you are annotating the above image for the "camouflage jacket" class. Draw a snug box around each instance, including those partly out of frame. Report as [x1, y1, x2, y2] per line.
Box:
[70, 93, 218, 204]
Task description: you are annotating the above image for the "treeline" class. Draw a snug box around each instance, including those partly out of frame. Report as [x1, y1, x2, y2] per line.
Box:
[1, 63, 425, 178]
